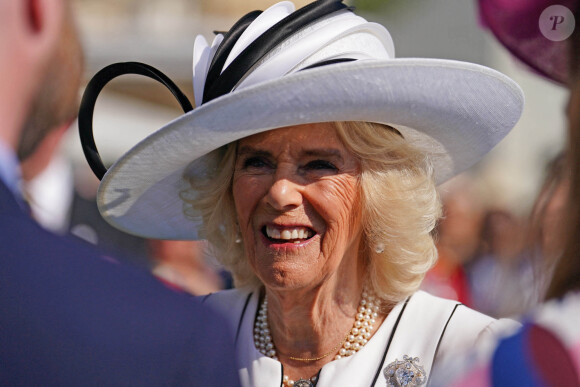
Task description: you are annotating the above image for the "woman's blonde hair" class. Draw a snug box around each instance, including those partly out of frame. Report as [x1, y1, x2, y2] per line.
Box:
[184, 121, 441, 305]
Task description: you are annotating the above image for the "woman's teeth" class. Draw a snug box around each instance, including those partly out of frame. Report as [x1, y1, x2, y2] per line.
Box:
[265, 226, 313, 242]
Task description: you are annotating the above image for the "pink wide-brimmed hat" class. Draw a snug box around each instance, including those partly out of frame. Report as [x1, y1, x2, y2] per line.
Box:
[478, 0, 577, 84]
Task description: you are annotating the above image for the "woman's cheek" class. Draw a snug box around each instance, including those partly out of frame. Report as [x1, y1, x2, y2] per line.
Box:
[316, 177, 359, 227]
[312, 176, 361, 256]
[233, 175, 259, 220]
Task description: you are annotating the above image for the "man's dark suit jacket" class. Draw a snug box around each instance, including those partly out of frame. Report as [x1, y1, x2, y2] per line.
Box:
[0, 180, 239, 386]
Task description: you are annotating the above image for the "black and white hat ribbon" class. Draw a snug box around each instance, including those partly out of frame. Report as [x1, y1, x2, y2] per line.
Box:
[194, 0, 394, 106]
[80, 0, 394, 180]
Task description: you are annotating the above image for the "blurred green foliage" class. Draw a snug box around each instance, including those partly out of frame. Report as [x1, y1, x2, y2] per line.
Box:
[349, 0, 408, 14]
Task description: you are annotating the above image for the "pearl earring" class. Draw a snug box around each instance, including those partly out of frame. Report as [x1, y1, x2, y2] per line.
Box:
[235, 226, 242, 244]
[375, 243, 385, 254]
[234, 222, 242, 244]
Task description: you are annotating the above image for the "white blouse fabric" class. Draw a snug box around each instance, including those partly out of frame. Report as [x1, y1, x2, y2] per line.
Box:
[202, 288, 518, 387]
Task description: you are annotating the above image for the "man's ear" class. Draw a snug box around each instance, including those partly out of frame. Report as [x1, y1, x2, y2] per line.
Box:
[21, 0, 65, 67]
[0, 0, 66, 148]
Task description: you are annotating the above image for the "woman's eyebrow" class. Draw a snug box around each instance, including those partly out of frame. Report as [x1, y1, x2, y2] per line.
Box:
[302, 148, 344, 162]
[237, 146, 271, 158]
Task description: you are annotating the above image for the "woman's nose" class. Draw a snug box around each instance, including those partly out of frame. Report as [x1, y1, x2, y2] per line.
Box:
[265, 175, 302, 211]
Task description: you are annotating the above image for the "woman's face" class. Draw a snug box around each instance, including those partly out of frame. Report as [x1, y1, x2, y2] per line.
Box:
[232, 123, 363, 290]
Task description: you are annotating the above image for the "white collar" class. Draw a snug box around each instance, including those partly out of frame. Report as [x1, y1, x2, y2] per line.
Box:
[23, 154, 74, 233]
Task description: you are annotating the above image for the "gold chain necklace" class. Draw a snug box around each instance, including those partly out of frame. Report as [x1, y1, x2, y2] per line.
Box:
[287, 329, 350, 362]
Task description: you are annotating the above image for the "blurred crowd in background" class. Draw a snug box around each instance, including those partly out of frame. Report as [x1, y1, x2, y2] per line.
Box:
[25, 0, 569, 319]
[423, 152, 569, 318]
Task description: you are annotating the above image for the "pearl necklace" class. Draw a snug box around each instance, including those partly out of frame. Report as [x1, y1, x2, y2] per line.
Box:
[254, 288, 379, 386]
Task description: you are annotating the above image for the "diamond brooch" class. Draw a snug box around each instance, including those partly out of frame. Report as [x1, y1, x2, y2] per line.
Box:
[383, 355, 427, 387]
[293, 379, 314, 387]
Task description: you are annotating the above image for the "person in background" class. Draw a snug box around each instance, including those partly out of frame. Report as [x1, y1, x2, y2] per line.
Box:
[150, 239, 229, 294]
[467, 154, 571, 319]
[422, 177, 485, 306]
[20, 122, 229, 293]
[435, 0, 580, 384]
[528, 152, 570, 266]
[0, 1, 239, 385]
[468, 209, 537, 318]
[20, 123, 151, 265]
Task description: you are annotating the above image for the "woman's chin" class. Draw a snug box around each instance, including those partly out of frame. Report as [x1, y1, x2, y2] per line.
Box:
[256, 263, 319, 292]
[253, 233, 321, 265]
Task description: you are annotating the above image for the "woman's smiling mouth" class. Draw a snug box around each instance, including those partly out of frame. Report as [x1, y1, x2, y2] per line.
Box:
[262, 225, 316, 244]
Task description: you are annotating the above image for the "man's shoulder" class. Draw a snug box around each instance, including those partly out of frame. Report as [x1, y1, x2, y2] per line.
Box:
[0, 208, 239, 385]
[199, 287, 257, 330]
[0, 198, 216, 329]
[200, 286, 257, 315]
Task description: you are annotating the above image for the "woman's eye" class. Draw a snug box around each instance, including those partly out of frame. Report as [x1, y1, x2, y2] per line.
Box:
[242, 157, 270, 169]
[304, 160, 337, 171]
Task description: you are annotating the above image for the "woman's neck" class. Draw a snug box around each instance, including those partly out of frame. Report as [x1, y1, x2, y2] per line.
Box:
[262, 273, 387, 382]
[266, 278, 361, 355]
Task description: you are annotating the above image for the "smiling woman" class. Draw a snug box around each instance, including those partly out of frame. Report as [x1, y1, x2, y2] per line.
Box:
[234, 124, 363, 293]
[187, 121, 438, 307]
[81, 1, 525, 386]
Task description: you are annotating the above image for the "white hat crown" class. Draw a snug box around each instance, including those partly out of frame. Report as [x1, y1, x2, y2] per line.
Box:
[193, 0, 394, 107]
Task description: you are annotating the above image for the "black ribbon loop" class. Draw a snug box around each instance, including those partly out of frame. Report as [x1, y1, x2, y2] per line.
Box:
[203, 0, 351, 104]
[203, 10, 263, 103]
[78, 62, 193, 180]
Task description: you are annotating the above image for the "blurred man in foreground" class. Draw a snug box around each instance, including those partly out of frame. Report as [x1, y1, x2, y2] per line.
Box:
[0, 1, 238, 385]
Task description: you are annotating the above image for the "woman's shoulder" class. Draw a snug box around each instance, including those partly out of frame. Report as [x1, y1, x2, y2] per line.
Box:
[412, 291, 520, 357]
[413, 290, 519, 328]
[433, 292, 580, 386]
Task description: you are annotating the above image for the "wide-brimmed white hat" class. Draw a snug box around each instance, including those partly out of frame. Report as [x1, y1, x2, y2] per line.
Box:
[81, 0, 524, 240]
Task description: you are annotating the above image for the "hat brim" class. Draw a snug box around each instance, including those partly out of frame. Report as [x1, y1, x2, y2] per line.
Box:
[97, 58, 523, 239]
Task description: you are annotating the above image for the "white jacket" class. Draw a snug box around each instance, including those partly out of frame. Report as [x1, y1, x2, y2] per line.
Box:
[202, 288, 518, 387]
